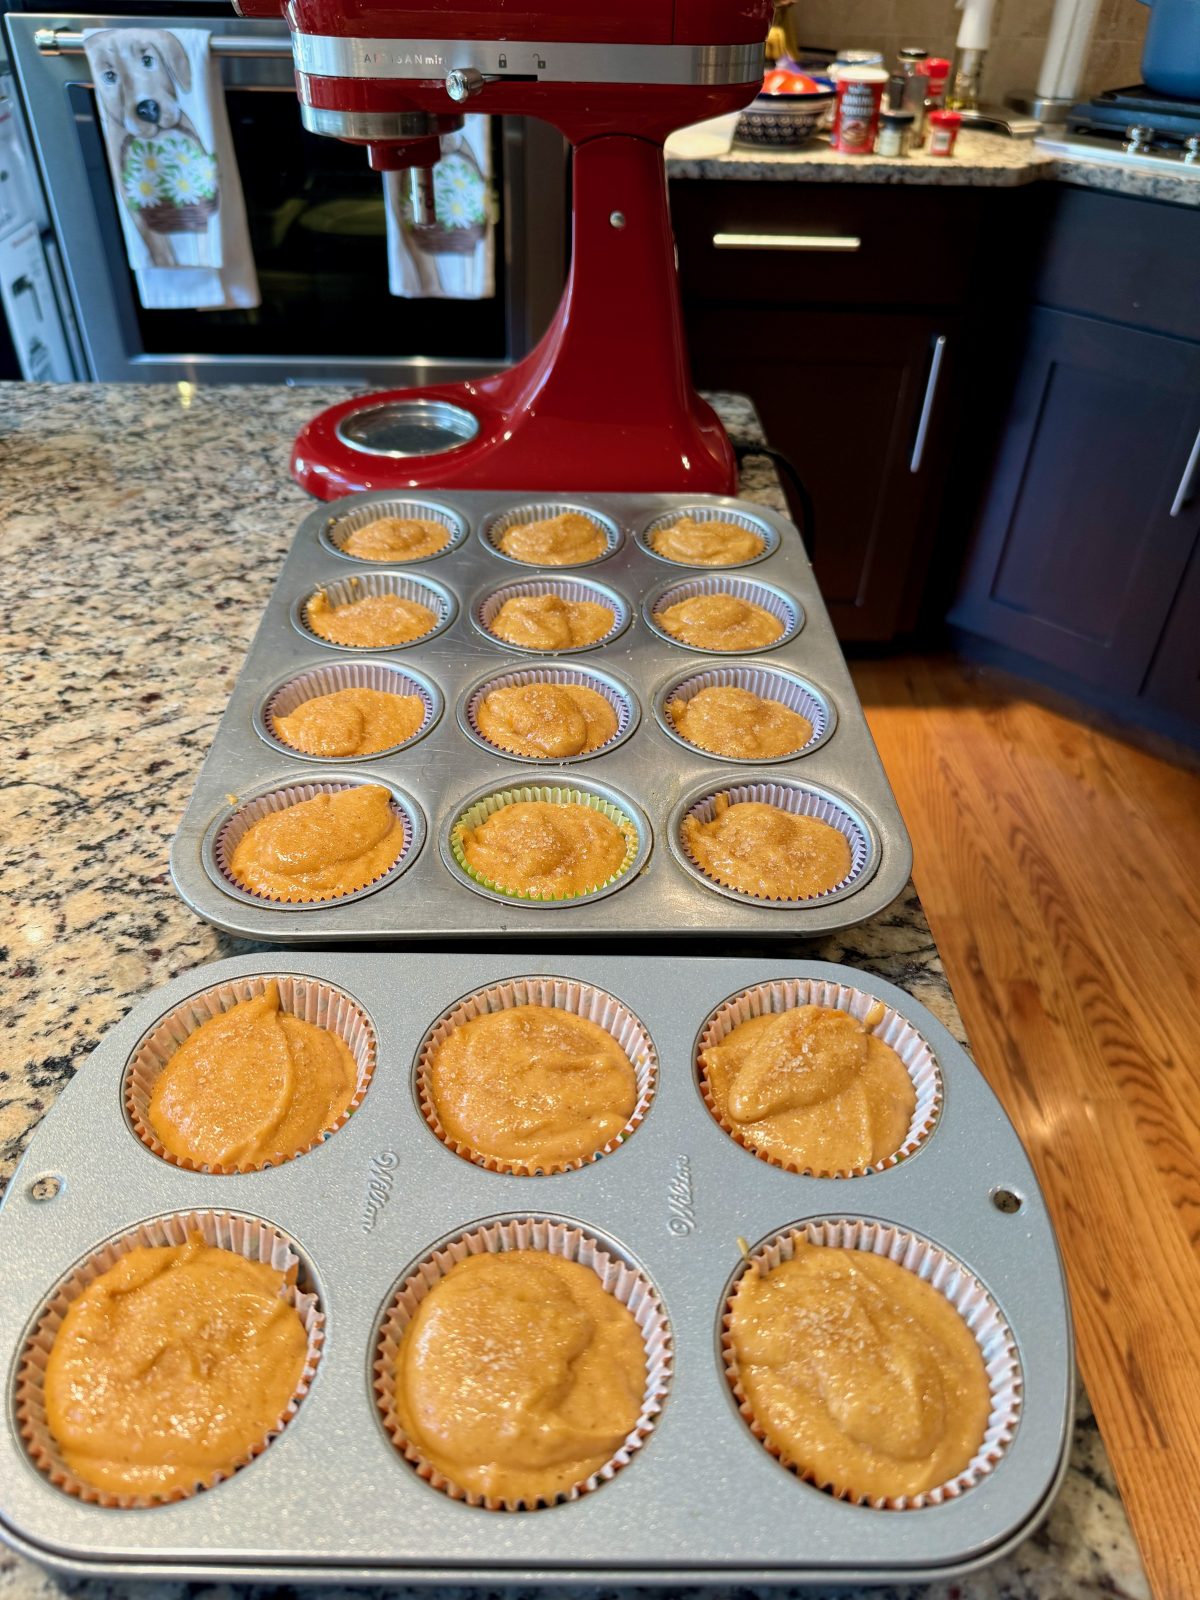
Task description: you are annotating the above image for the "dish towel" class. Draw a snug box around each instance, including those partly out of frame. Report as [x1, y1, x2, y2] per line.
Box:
[384, 117, 495, 299]
[83, 27, 259, 310]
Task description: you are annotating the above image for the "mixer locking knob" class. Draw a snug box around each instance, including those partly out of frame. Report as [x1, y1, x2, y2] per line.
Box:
[446, 67, 485, 102]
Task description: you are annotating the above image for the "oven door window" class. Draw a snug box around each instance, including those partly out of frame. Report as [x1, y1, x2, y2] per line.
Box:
[69, 82, 509, 360]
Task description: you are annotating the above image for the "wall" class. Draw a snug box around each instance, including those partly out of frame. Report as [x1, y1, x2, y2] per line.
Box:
[787, 0, 1149, 101]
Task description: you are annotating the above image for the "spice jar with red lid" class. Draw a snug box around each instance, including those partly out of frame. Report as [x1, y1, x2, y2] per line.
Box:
[928, 109, 962, 156]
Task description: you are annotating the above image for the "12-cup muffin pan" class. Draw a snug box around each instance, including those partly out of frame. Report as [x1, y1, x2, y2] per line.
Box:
[168, 491, 913, 940]
[0, 952, 1072, 1585]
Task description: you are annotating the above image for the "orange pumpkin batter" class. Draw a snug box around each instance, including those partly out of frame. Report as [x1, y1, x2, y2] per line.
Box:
[428, 1004, 638, 1167]
[392, 1250, 646, 1502]
[497, 511, 607, 566]
[475, 682, 618, 759]
[455, 799, 631, 899]
[274, 686, 426, 757]
[43, 1234, 309, 1497]
[701, 1005, 914, 1172]
[656, 593, 784, 652]
[650, 516, 765, 566]
[668, 684, 812, 759]
[728, 1241, 991, 1500]
[307, 590, 437, 648]
[147, 980, 359, 1169]
[489, 593, 615, 652]
[681, 794, 851, 901]
[229, 784, 405, 903]
[340, 516, 450, 561]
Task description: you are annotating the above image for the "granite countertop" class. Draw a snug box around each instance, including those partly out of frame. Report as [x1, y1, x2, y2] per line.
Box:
[0, 384, 1149, 1600]
[666, 127, 1200, 208]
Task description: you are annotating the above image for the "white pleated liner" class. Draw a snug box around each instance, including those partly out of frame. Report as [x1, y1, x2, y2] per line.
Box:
[448, 784, 644, 905]
[211, 779, 416, 908]
[15, 1210, 325, 1509]
[647, 575, 802, 652]
[296, 572, 454, 650]
[125, 974, 377, 1173]
[323, 498, 468, 561]
[638, 504, 778, 567]
[721, 1219, 1023, 1510]
[415, 976, 658, 1175]
[374, 1216, 673, 1511]
[481, 501, 622, 566]
[464, 666, 637, 761]
[659, 665, 832, 760]
[262, 662, 439, 759]
[474, 578, 630, 654]
[678, 781, 872, 905]
[696, 978, 942, 1176]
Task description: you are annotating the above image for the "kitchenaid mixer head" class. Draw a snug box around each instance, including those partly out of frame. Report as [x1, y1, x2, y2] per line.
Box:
[233, 0, 773, 496]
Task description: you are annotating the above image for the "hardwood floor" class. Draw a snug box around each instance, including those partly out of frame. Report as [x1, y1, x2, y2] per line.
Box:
[850, 653, 1200, 1600]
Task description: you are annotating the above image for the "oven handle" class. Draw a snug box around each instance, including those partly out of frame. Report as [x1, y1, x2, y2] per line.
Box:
[34, 27, 291, 55]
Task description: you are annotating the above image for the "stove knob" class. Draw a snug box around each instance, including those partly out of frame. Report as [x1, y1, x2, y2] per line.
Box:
[446, 67, 485, 102]
[1184, 135, 1200, 164]
[1123, 123, 1154, 152]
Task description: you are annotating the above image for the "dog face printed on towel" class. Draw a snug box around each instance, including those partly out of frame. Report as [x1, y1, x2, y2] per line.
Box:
[91, 30, 194, 138]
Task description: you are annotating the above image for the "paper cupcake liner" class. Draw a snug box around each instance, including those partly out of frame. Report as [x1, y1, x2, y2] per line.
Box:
[15, 1210, 325, 1509]
[472, 577, 631, 655]
[720, 1218, 1023, 1510]
[654, 664, 835, 763]
[414, 976, 658, 1175]
[124, 975, 377, 1173]
[256, 661, 442, 763]
[319, 497, 468, 563]
[643, 575, 804, 654]
[373, 1215, 672, 1510]
[459, 664, 639, 765]
[290, 571, 457, 653]
[443, 782, 649, 907]
[636, 504, 779, 569]
[480, 501, 622, 568]
[695, 979, 941, 1177]
[204, 776, 424, 910]
[671, 778, 876, 908]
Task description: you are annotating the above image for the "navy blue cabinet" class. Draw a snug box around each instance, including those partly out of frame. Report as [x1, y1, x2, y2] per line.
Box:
[949, 307, 1200, 697]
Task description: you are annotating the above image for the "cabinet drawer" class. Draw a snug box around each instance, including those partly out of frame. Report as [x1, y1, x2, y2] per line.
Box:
[669, 181, 984, 308]
[1031, 187, 1200, 343]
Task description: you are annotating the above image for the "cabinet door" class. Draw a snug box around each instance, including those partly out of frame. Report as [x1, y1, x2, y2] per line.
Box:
[950, 308, 1200, 694]
[1143, 526, 1200, 722]
[686, 305, 954, 641]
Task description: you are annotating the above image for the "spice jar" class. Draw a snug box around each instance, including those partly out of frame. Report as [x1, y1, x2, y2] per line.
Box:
[877, 106, 915, 157]
[928, 109, 963, 156]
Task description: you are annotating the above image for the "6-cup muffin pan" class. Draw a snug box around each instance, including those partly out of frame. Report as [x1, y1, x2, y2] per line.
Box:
[169, 491, 913, 941]
[0, 953, 1072, 1585]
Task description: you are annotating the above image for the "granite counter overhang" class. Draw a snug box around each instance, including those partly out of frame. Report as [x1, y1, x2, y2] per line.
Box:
[666, 129, 1200, 209]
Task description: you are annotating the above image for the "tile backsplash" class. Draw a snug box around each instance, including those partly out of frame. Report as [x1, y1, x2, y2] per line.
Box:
[787, 0, 1148, 101]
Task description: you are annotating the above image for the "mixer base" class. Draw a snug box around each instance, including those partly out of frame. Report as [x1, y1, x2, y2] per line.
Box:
[290, 373, 738, 500]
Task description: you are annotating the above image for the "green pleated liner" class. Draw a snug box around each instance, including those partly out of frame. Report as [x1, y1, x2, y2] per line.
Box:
[447, 783, 647, 905]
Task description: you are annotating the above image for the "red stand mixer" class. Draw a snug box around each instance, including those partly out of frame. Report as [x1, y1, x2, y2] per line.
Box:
[232, 0, 772, 498]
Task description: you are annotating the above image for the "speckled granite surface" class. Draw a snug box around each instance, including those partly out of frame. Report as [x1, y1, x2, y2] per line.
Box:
[0, 384, 1148, 1599]
[666, 127, 1200, 208]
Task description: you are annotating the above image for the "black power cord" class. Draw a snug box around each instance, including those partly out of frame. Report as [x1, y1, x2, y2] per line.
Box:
[734, 443, 816, 560]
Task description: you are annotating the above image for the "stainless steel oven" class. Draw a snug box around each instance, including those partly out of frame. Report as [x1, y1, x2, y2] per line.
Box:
[2, 10, 567, 382]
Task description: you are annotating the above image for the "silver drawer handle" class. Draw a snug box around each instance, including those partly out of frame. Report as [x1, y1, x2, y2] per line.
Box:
[712, 231, 861, 252]
[910, 334, 947, 475]
[34, 26, 290, 55]
[1170, 423, 1200, 517]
